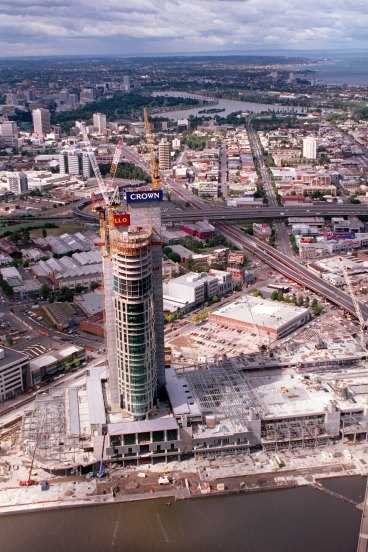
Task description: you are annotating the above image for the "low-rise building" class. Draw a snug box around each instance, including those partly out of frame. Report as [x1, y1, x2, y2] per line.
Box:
[30, 344, 85, 385]
[0, 347, 29, 402]
[209, 295, 310, 339]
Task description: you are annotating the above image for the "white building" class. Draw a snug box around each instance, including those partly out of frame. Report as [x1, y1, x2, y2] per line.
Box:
[59, 147, 93, 179]
[172, 138, 181, 150]
[80, 88, 95, 104]
[7, 172, 28, 195]
[163, 270, 232, 311]
[303, 136, 317, 160]
[93, 112, 107, 134]
[159, 138, 170, 170]
[122, 75, 130, 92]
[0, 121, 18, 147]
[32, 108, 51, 137]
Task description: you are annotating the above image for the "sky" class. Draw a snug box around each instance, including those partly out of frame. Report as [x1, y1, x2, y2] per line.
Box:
[1, 0, 368, 57]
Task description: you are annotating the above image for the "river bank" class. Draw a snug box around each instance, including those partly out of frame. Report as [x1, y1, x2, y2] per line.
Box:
[0, 447, 365, 518]
[1, 474, 364, 552]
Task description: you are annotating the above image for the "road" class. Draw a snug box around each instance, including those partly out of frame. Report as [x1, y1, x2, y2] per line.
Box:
[219, 145, 228, 199]
[217, 223, 368, 321]
[247, 119, 293, 256]
[72, 199, 368, 224]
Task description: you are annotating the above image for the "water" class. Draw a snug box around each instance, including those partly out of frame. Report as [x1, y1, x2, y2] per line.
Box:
[305, 53, 368, 85]
[0, 477, 364, 552]
[153, 92, 301, 121]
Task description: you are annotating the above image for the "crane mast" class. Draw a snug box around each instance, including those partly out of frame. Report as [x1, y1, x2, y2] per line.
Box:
[144, 107, 160, 190]
[341, 261, 366, 350]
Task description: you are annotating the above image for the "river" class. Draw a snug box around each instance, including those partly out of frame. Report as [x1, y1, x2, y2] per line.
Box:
[152, 91, 303, 121]
[1, 476, 365, 552]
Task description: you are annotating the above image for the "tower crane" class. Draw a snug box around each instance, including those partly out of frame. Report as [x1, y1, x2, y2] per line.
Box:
[143, 107, 160, 190]
[110, 138, 124, 181]
[341, 260, 367, 351]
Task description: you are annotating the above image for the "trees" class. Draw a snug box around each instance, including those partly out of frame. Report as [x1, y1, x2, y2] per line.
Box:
[271, 290, 279, 301]
[311, 300, 323, 316]
[40, 284, 51, 300]
[5, 335, 13, 346]
[163, 246, 181, 263]
[252, 289, 263, 298]
[99, 162, 149, 182]
[0, 279, 13, 299]
[184, 134, 207, 151]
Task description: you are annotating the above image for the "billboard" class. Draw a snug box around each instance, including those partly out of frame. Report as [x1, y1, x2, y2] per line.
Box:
[126, 189, 163, 204]
[112, 211, 130, 227]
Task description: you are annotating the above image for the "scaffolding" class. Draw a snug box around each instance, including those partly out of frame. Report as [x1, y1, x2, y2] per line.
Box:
[261, 415, 329, 452]
[20, 388, 93, 469]
[185, 359, 262, 430]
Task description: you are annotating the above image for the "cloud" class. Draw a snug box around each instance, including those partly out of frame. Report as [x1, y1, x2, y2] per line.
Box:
[0, 0, 367, 56]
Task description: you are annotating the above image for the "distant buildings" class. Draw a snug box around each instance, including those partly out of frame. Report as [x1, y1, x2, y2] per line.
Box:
[122, 75, 130, 92]
[59, 147, 93, 179]
[32, 108, 51, 137]
[80, 88, 95, 104]
[7, 172, 28, 195]
[303, 136, 317, 160]
[0, 121, 18, 148]
[93, 112, 107, 134]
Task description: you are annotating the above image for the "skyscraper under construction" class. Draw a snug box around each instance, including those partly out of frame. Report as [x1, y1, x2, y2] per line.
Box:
[102, 197, 165, 420]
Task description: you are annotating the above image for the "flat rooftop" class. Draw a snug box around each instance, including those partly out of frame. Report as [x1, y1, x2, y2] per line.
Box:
[211, 295, 309, 330]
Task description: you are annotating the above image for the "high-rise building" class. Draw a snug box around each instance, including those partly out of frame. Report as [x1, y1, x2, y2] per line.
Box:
[80, 88, 95, 104]
[103, 201, 165, 419]
[93, 112, 107, 134]
[59, 148, 93, 179]
[303, 136, 317, 160]
[122, 75, 130, 92]
[0, 121, 18, 147]
[32, 108, 51, 137]
[158, 138, 170, 170]
[172, 137, 181, 150]
[5, 92, 17, 105]
[8, 172, 28, 195]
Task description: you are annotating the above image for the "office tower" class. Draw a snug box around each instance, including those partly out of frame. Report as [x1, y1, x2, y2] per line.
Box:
[93, 112, 107, 134]
[82, 151, 93, 178]
[104, 201, 165, 419]
[80, 88, 95, 104]
[303, 136, 317, 160]
[32, 108, 51, 137]
[8, 172, 28, 195]
[158, 138, 170, 170]
[59, 148, 93, 178]
[0, 121, 18, 147]
[172, 137, 181, 150]
[123, 75, 130, 92]
[5, 92, 17, 105]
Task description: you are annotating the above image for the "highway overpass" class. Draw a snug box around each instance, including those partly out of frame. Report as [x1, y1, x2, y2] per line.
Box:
[217, 223, 368, 322]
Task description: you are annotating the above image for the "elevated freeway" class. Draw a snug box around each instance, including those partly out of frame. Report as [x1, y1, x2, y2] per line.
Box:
[217, 223, 368, 321]
[3, 202, 368, 225]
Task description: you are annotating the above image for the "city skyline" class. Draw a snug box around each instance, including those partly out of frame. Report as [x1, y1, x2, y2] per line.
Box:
[1, 0, 368, 57]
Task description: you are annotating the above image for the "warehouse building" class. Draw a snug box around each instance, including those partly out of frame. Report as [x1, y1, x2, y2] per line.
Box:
[209, 296, 310, 338]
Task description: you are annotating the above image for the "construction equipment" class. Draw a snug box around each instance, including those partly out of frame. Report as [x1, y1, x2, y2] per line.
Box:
[83, 108, 161, 260]
[97, 430, 107, 479]
[19, 414, 45, 487]
[143, 107, 160, 190]
[341, 259, 367, 350]
[110, 138, 124, 181]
